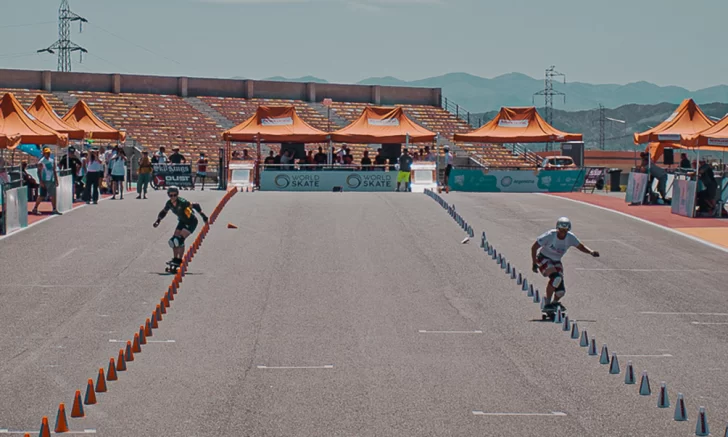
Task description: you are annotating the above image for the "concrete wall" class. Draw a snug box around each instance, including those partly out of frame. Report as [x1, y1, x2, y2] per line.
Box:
[0, 68, 440, 106]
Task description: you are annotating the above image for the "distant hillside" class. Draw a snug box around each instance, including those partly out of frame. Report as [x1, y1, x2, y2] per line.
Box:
[264, 75, 329, 84]
[472, 103, 728, 151]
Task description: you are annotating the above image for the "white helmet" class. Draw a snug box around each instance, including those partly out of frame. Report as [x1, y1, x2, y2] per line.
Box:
[556, 217, 571, 231]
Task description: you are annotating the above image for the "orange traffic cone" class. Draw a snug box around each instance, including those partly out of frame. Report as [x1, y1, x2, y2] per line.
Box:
[133, 333, 142, 352]
[85, 378, 97, 404]
[138, 325, 147, 345]
[162, 294, 170, 309]
[71, 390, 85, 418]
[151, 312, 159, 329]
[145, 318, 153, 336]
[107, 358, 118, 381]
[116, 349, 126, 371]
[227, 223, 238, 229]
[54, 403, 69, 433]
[168, 286, 175, 301]
[156, 303, 164, 319]
[96, 368, 108, 391]
[39, 416, 50, 437]
[125, 340, 134, 362]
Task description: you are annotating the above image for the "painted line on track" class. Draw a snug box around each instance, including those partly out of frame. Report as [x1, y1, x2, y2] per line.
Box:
[0, 429, 96, 434]
[619, 354, 673, 358]
[472, 411, 567, 417]
[418, 330, 483, 334]
[576, 268, 711, 272]
[691, 321, 728, 326]
[108, 339, 175, 343]
[640, 311, 728, 316]
[540, 193, 728, 255]
[257, 365, 334, 370]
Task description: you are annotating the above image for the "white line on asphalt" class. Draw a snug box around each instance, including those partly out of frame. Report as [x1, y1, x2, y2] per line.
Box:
[620, 354, 673, 358]
[691, 321, 728, 325]
[541, 193, 728, 255]
[58, 247, 78, 259]
[472, 411, 567, 417]
[640, 312, 728, 316]
[257, 365, 334, 369]
[0, 429, 96, 434]
[418, 330, 483, 334]
[576, 268, 710, 272]
[109, 339, 175, 343]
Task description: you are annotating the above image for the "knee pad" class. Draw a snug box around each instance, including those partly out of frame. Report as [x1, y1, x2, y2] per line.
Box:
[168, 235, 185, 248]
[549, 272, 565, 292]
[554, 289, 566, 298]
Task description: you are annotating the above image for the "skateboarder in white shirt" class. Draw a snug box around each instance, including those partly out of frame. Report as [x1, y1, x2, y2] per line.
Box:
[531, 217, 600, 311]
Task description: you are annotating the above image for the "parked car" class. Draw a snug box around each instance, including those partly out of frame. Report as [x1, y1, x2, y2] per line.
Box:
[541, 156, 577, 170]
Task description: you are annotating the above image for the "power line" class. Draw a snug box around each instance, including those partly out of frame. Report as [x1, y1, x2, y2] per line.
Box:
[0, 21, 56, 30]
[87, 23, 182, 66]
[533, 65, 566, 151]
[38, 0, 88, 72]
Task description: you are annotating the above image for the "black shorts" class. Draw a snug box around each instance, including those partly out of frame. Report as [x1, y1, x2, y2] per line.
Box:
[176, 216, 198, 233]
[445, 164, 453, 176]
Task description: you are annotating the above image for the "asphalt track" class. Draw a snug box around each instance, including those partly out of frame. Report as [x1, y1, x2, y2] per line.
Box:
[1, 190, 726, 436]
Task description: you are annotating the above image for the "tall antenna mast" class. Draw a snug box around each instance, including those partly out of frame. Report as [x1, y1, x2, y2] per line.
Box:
[38, 0, 88, 72]
[533, 65, 566, 151]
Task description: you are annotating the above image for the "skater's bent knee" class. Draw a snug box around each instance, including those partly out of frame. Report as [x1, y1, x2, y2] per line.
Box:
[168, 235, 185, 248]
[549, 272, 565, 291]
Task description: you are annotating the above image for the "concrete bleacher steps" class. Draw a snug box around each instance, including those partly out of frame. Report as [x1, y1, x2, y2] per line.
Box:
[53, 91, 79, 111]
[308, 102, 348, 130]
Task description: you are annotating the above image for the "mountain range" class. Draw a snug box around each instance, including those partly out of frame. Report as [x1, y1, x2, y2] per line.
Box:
[257, 73, 728, 113]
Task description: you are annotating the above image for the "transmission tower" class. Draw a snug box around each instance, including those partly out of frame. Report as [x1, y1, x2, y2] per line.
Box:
[38, 0, 88, 72]
[599, 104, 606, 150]
[533, 66, 566, 151]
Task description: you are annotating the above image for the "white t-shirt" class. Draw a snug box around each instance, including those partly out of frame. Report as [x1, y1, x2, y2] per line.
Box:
[110, 157, 126, 176]
[537, 229, 581, 261]
[38, 157, 56, 182]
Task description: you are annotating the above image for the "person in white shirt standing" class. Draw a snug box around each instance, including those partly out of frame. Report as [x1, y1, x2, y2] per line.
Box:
[109, 148, 127, 200]
[442, 146, 454, 194]
[32, 147, 61, 215]
[531, 217, 600, 311]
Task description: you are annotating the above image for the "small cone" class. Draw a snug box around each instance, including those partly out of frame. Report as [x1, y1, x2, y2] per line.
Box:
[625, 360, 635, 384]
[227, 222, 239, 229]
[167, 286, 174, 301]
[146, 318, 153, 336]
[639, 370, 651, 395]
[696, 406, 709, 436]
[554, 307, 563, 323]
[480, 232, 485, 248]
[85, 378, 97, 404]
[54, 403, 69, 433]
[562, 315, 570, 331]
[39, 416, 51, 437]
[522, 279, 529, 292]
[517, 272, 522, 285]
[533, 289, 540, 303]
[570, 322, 579, 339]
[125, 340, 134, 362]
[491, 248, 497, 259]
[527, 283, 534, 297]
[96, 368, 108, 391]
[609, 353, 620, 374]
[116, 349, 127, 371]
[579, 329, 589, 347]
[162, 293, 170, 309]
[599, 344, 609, 364]
[506, 262, 511, 274]
[151, 312, 159, 329]
[674, 393, 687, 421]
[71, 389, 85, 418]
[107, 358, 118, 381]
[657, 382, 670, 408]
[139, 325, 147, 345]
[156, 304, 163, 320]
[159, 300, 167, 314]
[510, 267, 516, 280]
[133, 333, 142, 353]
[588, 338, 597, 355]
[539, 299, 545, 311]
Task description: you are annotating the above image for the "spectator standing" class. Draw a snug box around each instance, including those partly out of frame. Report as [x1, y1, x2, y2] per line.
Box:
[443, 146, 454, 193]
[679, 153, 691, 169]
[109, 149, 127, 200]
[241, 149, 253, 161]
[137, 150, 153, 199]
[152, 146, 168, 164]
[195, 152, 208, 191]
[314, 146, 327, 167]
[396, 148, 414, 192]
[21, 161, 39, 202]
[361, 150, 372, 170]
[169, 147, 186, 164]
[32, 147, 61, 215]
[374, 148, 386, 171]
[84, 150, 103, 204]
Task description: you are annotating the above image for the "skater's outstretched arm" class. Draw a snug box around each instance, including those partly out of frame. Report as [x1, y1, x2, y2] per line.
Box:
[531, 241, 540, 271]
[153, 203, 171, 228]
[576, 243, 599, 257]
[191, 203, 208, 223]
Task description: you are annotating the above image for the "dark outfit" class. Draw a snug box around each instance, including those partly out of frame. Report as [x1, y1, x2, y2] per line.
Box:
[158, 197, 199, 233]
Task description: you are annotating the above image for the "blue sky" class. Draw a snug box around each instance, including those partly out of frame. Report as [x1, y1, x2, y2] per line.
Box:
[1, 0, 725, 89]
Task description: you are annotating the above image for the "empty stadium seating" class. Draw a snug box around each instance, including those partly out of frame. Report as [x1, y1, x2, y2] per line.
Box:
[0, 88, 68, 113]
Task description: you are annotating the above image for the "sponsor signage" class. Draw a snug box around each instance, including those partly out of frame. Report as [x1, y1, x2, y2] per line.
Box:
[152, 163, 193, 187]
[261, 117, 293, 126]
[671, 178, 696, 217]
[625, 172, 648, 205]
[497, 119, 529, 128]
[260, 171, 397, 192]
[368, 118, 400, 126]
[449, 169, 584, 193]
[657, 134, 681, 141]
[707, 137, 728, 147]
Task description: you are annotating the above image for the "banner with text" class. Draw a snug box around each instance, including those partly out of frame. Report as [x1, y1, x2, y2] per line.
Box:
[260, 170, 397, 192]
[152, 164, 193, 188]
[625, 172, 648, 205]
[448, 169, 585, 193]
[671, 178, 697, 218]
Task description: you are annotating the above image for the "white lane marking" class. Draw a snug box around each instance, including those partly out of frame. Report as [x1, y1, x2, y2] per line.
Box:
[576, 268, 711, 272]
[418, 330, 483, 334]
[58, 247, 78, 259]
[620, 354, 673, 358]
[0, 429, 96, 434]
[472, 411, 567, 417]
[109, 339, 175, 343]
[257, 365, 334, 369]
[541, 193, 728, 255]
[640, 312, 728, 316]
[691, 321, 728, 326]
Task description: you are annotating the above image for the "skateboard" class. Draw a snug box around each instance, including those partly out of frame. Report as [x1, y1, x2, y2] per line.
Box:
[165, 261, 180, 274]
[541, 304, 566, 321]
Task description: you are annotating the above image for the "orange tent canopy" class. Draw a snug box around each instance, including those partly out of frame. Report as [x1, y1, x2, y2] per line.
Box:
[644, 142, 683, 162]
[0, 93, 68, 147]
[633, 99, 714, 145]
[682, 114, 728, 149]
[27, 95, 85, 140]
[62, 100, 126, 142]
[223, 105, 329, 143]
[0, 133, 21, 150]
[330, 106, 436, 143]
[454, 106, 582, 143]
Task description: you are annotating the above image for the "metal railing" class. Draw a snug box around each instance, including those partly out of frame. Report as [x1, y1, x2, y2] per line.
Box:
[512, 143, 542, 166]
[441, 97, 482, 128]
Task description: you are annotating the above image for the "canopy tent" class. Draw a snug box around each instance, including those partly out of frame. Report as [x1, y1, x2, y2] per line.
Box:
[682, 114, 728, 149]
[453, 106, 582, 143]
[645, 142, 683, 162]
[0, 93, 68, 147]
[27, 95, 85, 140]
[633, 99, 714, 145]
[62, 100, 126, 142]
[330, 106, 436, 144]
[223, 105, 329, 143]
[0, 133, 21, 150]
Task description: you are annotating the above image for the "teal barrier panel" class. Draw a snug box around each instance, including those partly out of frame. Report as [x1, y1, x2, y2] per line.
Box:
[449, 168, 585, 193]
[260, 170, 398, 192]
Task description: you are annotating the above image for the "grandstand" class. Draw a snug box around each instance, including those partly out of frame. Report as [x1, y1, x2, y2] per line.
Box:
[0, 68, 535, 168]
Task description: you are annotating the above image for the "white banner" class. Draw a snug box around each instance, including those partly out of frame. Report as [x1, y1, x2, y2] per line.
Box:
[368, 118, 399, 126]
[707, 137, 728, 147]
[56, 174, 74, 213]
[261, 117, 293, 126]
[497, 119, 529, 128]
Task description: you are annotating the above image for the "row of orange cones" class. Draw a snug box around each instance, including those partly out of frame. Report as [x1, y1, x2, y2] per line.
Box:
[33, 188, 238, 437]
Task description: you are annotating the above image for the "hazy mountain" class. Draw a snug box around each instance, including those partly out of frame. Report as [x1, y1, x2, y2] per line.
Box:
[264, 75, 329, 84]
[473, 102, 728, 151]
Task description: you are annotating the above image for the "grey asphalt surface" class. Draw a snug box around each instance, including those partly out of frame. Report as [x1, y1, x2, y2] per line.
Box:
[0, 190, 722, 436]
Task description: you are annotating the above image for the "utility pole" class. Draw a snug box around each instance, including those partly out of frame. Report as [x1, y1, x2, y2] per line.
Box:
[38, 0, 88, 72]
[533, 66, 566, 151]
[599, 104, 606, 150]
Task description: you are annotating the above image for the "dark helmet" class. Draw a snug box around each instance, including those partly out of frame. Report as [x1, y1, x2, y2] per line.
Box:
[167, 186, 179, 196]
